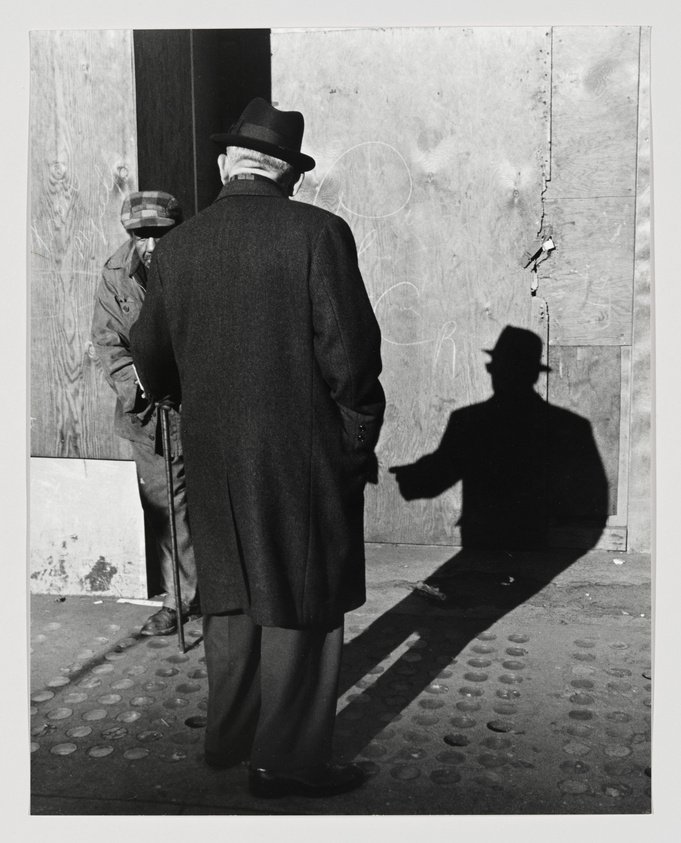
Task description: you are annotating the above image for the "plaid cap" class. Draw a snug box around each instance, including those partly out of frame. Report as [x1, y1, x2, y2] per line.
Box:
[120, 191, 182, 231]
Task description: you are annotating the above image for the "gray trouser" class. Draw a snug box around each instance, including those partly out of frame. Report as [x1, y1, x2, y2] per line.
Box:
[131, 439, 198, 612]
[203, 612, 344, 771]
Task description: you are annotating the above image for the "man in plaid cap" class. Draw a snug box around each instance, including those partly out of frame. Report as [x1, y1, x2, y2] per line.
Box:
[91, 191, 199, 635]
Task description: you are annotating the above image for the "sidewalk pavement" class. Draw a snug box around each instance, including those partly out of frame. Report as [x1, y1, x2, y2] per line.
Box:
[30, 545, 651, 815]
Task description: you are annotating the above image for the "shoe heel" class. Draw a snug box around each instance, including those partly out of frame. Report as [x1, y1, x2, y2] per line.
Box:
[248, 770, 288, 799]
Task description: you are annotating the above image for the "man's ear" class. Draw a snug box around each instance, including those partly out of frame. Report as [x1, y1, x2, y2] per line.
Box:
[217, 153, 229, 185]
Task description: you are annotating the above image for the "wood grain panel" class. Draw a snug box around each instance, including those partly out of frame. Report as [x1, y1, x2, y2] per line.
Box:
[541, 196, 635, 345]
[273, 27, 552, 545]
[29, 30, 138, 459]
[550, 26, 640, 199]
[628, 27, 652, 552]
[548, 345, 621, 517]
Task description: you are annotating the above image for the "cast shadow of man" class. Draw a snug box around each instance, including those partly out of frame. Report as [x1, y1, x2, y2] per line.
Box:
[334, 326, 609, 762]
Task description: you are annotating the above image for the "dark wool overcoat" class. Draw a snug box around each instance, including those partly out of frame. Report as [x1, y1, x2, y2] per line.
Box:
[130, 178, 385, 628]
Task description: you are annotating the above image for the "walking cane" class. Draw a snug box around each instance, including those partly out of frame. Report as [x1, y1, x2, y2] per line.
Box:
[158, 400, 186, 654]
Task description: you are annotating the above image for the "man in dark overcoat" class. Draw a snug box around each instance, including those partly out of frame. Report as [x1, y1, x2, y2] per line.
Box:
[130, 98, 385, 798]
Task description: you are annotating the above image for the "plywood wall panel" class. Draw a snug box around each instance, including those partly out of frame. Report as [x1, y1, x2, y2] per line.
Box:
[30, 30, 137, 459]
[273, 27, 552, 545]
[548, 345, 621, 516]
[628, 28, 652, 552]
[541, 196, 635, 346]
[550, 26, 640, 199]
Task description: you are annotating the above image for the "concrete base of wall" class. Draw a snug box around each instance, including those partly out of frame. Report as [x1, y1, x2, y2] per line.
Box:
[30, 457, 147, 599]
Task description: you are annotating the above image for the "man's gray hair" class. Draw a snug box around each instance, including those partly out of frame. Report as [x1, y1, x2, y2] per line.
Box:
[225, 146, 300, 190]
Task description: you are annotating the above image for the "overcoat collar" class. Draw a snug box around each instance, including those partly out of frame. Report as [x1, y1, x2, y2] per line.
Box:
[215, 177, 289, 202]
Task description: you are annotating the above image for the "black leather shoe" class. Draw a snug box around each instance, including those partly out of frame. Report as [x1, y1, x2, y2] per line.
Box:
[140, 607, 179, 636]
[248, 763, 368, 799]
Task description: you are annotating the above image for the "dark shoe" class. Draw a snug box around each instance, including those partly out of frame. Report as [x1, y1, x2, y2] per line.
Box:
[140, 607, 179, 636]
[204, 749, 249, 770]
[248, 763, 368, 799]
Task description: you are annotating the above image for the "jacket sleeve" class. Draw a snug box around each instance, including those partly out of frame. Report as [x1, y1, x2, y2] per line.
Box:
[310, 214, 385, 458]
[91, 270, 146, 415]
[129, 252, 181, 405]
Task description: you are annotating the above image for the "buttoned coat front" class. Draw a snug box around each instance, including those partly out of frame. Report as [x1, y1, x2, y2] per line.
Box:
[130, 179, 385, 628]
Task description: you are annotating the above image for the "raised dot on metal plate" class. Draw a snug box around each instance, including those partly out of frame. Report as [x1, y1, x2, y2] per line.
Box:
[478, 752, 508, 768]
[117, 638, 138, 650]
[147, 639, 171, 649]
[46, 707, 73, 721]
[568, 710, 594, 721]
[604, 745, 633, 758]
[30, 742, 40, 753]
[33, 634, 48, 643]
[567, 724, 593, 738]
[572, 665, 596, 676]
[560, 760, 590, 774]
[418, 698, 445, 710]
[383, 695, 408, 708]
[164, 698, 189, 710]
[97, 694, 122, 705]
[79, 677, 102, 689]
[390, 764, 421, 780]
[460, 686, 485, 697]
[493, 703, 518, 716]
[604, 761, 636, 776]
[477, 632, 497, 641]
[176, 683, 202, 694]
[124, 747, 150, 760]
[31, 691, 55, 703]
[50, 743, 77, 756]
[450, 716, 476, 729]
[605, 711, 632, 723]
[496, 689, 521, 700]
[562, 741, 592, 756]
[471, 644, 496, 655]
[571, 679, 595, 690]
[101, 726, 128, 741]
[185, 715, 207, 729]
[87, 744, 114, 758]
[403, 652, 422, 663]
[66, 726, 92, 738]
[47, 677, 70, 688]
[388, 681, 411, 693]
[30, 706, 38, 716]
[360, 743, 388, 760]
[366, 664, 385, 675]
[126, 666, 147, 677]
[558, 779, 590, 794]
[502, 660, 525, 671]
[395, 747, 427, 762]
[76, 649, 96, 661]
[92, 664, 115, 675]
[407, 638, 428, 650]
[403, 729, 431, 744]
[499, 674, 523, 684]
[606, 668, 632, 678]
[159, 749, 188, 763]
[574, 639, 596, 649]
[487, 720, 514, 733]
[130, 696, 155, 707]
[375, 729, 397, 741]
[143, 682, 167, 693]
[464, 672, 489, 683]
[444, 733, 470, 747]
[167, 654, 190, 664]
[467, 658, 492, 668]
[395, 664, 420, 677]
[572, 652, 596, 662]
[377, 711, 403, 723]
[507, 634, 529, 644]
[137, 730, 163, 742]
[607, 681, 633, 693]
[62, 692, 88, 704]
[82, 708, 108, 721]
[198, 700, 209, 712]
[601, 782, 633, 798]
[45, 622, 62, 631]
[104, 652, 127, 662]
[111, 679, 135, 691]
[430, 768, 462, 784]
[483, 736, 513, 751]
[187, 668, 208, 680]
[116, 710, 142, 723]
[570, 693, 595, 705]
[505, 647, 528, 657]
[456, 700, 481, 712]
[609, 642, 629, 650]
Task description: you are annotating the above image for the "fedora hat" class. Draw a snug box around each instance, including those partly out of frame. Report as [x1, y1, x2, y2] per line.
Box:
[210, 98, 316, 172]
[483, 326, 552, 372]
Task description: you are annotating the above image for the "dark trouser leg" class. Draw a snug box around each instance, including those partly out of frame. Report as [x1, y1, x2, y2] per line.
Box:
[131, 440, 198, 612]
[203, 613, 261, 760]
[251, 622, 343, 771]
[202, 612, 344, 771]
